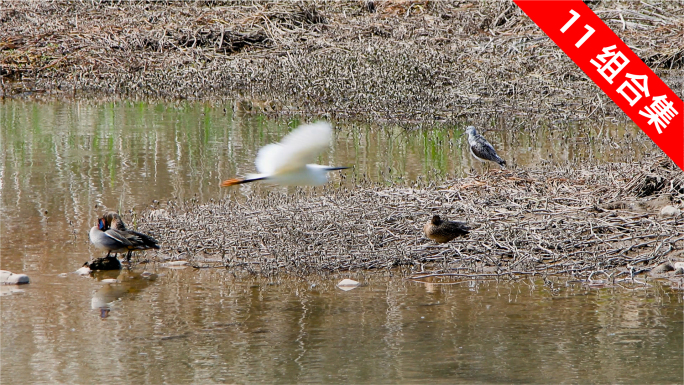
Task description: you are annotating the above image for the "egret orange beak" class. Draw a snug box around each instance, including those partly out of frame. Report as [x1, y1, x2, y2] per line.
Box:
[221, 178, 245, 187]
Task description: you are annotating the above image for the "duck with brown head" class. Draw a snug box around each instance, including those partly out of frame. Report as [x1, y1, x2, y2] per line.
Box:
[88, 217, 129, 270]
[424, 215, 470, 243]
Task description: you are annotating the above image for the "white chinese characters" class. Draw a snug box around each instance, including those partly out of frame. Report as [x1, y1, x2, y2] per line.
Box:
[617, 73, 649, 106]
[590, 45, 630, 84]
[560, 8, 679, 134]
[638, 95, 679, 134]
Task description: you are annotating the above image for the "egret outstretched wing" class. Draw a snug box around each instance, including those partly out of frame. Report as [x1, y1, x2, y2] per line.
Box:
[254, 143, 281, 175]
[254, 122, 332, 175]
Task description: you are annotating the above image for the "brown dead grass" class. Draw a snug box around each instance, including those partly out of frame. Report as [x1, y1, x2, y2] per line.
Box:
[132, 156, 684, 285]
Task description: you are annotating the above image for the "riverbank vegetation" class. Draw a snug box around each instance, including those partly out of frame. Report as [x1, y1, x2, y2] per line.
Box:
[2, 1, 683, 125]
[135, 156, 684, 286]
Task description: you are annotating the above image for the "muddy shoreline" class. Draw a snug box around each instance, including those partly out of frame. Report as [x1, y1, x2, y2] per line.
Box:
[2, 1, 683, 125]
[131, 157, 684, 286]
[3, 1, 683, 281]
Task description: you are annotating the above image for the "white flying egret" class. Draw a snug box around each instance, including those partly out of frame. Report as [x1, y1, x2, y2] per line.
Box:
[221, 121, 350, 187]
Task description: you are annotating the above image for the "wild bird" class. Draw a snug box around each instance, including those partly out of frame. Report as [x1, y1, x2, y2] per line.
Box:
[221, 121, 350, 187]
[464, 126, 506, 169]
[88, 214, 159, 268]
[424, 215, 470, 243]
[88, 217, 128, 270]
[103, 211, 160, 263]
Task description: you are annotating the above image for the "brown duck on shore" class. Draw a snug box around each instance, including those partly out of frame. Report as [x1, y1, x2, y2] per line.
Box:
[424, 215, 470, 243]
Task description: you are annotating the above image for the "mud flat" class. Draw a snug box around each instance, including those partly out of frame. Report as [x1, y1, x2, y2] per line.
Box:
[133, 157, 684, 287]
[1, 1, 682, 125]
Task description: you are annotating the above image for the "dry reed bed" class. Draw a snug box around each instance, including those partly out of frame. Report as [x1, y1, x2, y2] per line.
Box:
[2, 1, 683, 125]
[135, 157, 684, 280]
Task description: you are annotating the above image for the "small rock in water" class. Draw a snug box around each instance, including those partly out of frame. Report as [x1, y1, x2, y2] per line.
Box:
[75, 266, 91, 275]
[85, 256, 122, 271]
[660, 205, 680, 217]
[161, 261, 189, 269]
[337, 279, 360, 291]
[0, 270, 30, 285]
[101, 278, 118, 283]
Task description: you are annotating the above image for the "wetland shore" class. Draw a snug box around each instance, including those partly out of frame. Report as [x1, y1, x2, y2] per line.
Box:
[2, 1, 683, 281]
[134, 156, 684, 285]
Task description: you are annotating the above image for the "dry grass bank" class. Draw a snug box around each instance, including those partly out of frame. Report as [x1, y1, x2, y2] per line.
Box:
[1, 0, 683, 125]
[131, 157, 684, 288]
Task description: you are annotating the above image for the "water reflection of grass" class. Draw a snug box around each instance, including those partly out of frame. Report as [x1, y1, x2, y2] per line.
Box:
[0, 100, 663, 277]
[1, 100, 654, 235]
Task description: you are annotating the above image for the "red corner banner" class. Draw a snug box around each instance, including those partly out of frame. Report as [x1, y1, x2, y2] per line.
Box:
[514, 0, 683, 169]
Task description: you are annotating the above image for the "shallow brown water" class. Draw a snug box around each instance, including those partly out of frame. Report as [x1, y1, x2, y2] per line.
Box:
[1, 100, 678, 383]
[2, 269, 682, 384]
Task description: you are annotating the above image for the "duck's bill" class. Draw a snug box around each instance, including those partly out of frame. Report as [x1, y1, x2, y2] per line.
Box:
[221, 175, 271, 187]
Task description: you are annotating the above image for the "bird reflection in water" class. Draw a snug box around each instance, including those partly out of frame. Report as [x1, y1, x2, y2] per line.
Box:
[90, 270, 157, 319]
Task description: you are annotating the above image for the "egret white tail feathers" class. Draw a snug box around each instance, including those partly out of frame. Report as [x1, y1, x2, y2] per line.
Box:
[222, 121, 350, 188]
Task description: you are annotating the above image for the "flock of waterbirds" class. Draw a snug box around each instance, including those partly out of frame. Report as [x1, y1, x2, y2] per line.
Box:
[87, 122, 506, 270]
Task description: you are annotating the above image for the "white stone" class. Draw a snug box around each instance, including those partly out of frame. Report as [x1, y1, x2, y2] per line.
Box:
[337, 279, 360, 291]
[0, 270, 30, 285]
[75, 266, 91, 275]
[161, 261, 189, 269]
[660, 205, 681, 217]
[674, 262, 684, 270]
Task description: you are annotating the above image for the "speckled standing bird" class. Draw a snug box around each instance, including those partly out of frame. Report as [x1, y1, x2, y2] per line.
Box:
[464, 126, 506, 169]
[424, 215, 470, 243]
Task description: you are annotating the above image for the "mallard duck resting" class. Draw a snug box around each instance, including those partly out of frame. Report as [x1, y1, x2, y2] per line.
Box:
[424, 215, 470, 243]
[103, 212, 160, 262]
[465, 126, 506, 169]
